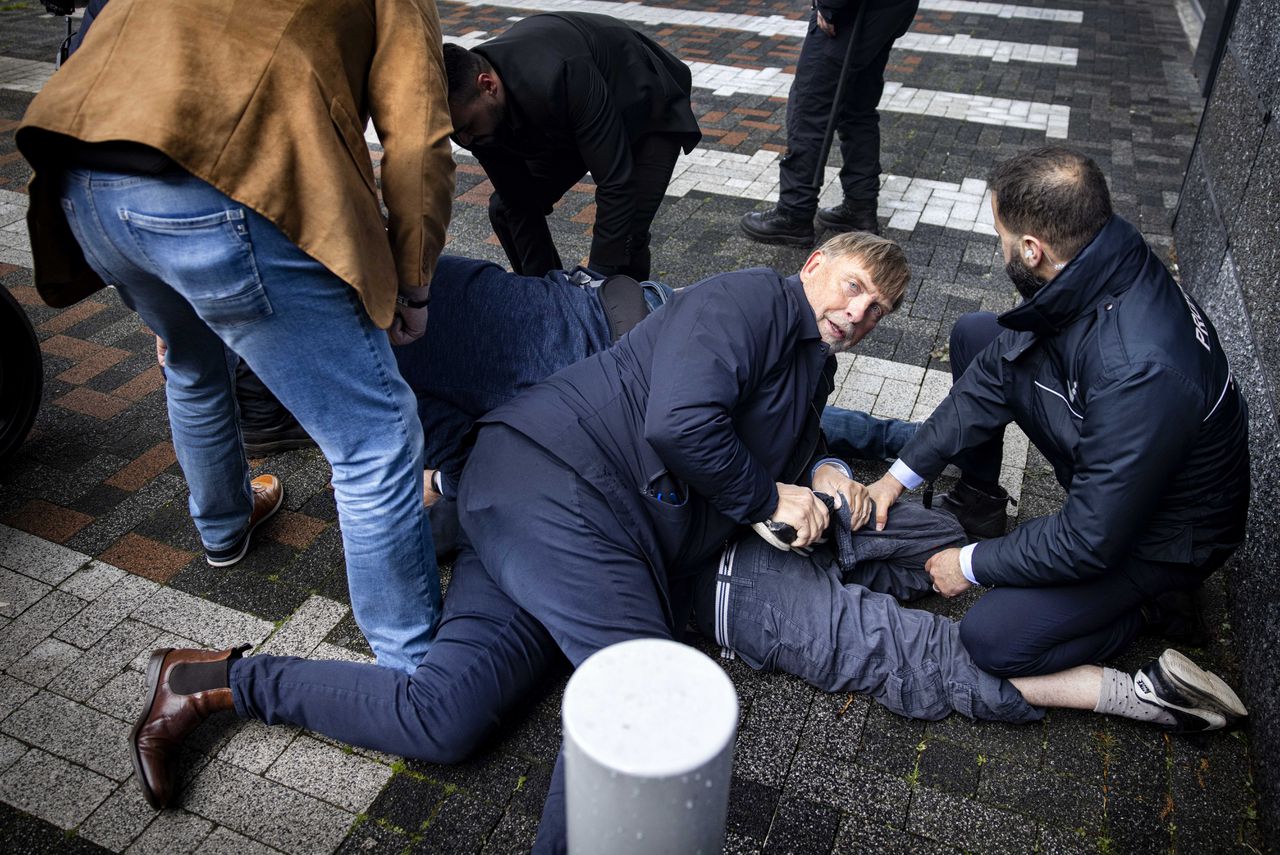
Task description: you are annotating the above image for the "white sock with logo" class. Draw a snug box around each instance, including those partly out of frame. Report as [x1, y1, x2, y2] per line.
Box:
[1094, 667, 1177, 726]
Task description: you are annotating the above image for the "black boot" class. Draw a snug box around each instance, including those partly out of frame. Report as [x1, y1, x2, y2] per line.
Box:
[816, 198, 880, 235]
[740, 207, 815, 246]
[1139, 590, 1208, 648]
[236, 361, 315, 456]
[935, 479, 1012, 540]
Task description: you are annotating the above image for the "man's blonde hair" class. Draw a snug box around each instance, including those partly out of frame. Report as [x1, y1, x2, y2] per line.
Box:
[816, 231, 911, 311]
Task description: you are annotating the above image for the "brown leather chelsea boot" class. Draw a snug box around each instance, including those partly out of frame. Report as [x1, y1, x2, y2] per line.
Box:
[129, 645, 248, 809]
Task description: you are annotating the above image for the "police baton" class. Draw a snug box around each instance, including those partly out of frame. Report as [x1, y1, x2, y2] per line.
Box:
[812, 0, 870, 196]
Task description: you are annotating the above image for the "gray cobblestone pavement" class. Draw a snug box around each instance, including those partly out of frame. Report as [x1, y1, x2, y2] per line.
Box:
[0, 0, 1269, 852]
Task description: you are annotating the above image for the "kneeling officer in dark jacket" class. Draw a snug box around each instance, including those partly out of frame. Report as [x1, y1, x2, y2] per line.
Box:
[868, 146, 1250, 678]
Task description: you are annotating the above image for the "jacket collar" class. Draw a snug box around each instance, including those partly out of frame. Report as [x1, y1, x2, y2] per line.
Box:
[998, 215, 1149, 336]
[785, 274, 822, 343]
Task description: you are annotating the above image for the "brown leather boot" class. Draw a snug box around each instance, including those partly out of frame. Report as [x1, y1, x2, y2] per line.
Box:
[129, 646, 248, 809]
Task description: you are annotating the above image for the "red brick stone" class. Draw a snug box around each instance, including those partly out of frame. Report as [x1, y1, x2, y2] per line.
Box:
[719, 131, 749, 147]
[112, 365, 165, 402]
[54, 387, 131, 420]
[38, 300, 105, 334]
[98, 533, 194, 583]
[56, 345, 130, 385]
[40, 334, 98, 361]
[263, 510, 328, 550]
[106, 441, 177, 491]
[457, 178, 495, 207]
[2, 499, 93, 544]
[570, 203, 597, 225]
[6, 285, 41, 306]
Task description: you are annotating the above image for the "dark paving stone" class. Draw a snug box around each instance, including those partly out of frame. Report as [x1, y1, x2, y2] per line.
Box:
[857, 702, 925, 779]
[977, 756, 1105, 834]
[479, 809, 539, 854]
[366, 770, 449, 834]
[1102, 787, 1174, 855]
[334, 816, 414, 855]
[906, 784, 1030, 855]
[916, 736, 982, 797]
[0, 801, 110, 855]
[727, 776, 781, 843]
[406, 750, 527, 800]
[412, 792, 505, 854]
[761, 795, 840, 855]
[834, 813, 956, 855]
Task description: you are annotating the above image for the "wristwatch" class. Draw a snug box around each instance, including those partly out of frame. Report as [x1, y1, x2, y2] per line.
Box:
[396, 292, 431, 309]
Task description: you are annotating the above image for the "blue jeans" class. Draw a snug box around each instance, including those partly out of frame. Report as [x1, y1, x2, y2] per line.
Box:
[820, 406, 917, 462]
[58, 167, 440, 673]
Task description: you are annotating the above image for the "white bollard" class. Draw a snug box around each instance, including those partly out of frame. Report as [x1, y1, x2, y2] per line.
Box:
[562, 638, 739, 855]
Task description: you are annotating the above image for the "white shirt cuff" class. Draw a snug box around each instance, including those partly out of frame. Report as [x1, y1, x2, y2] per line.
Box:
[888, 459, 924, 490]
[959, 543, 980, 585]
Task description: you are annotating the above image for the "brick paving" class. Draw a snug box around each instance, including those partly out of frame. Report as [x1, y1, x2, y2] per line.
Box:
[0, 0, 1268, 852]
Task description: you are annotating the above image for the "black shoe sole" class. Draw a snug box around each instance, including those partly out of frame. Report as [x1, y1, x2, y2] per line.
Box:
[130, 648, 174, 810]
[243, 436, 316, 456]
[739, 219, 814, 247]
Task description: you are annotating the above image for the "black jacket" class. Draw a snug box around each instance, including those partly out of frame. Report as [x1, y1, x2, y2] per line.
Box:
[480, 269, 834, 578]
[470, 13, 701, 266]
[901, 216, 1250, 587]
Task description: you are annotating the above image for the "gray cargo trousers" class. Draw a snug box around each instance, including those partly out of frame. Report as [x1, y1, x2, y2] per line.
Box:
[693, 503, 1043, 724]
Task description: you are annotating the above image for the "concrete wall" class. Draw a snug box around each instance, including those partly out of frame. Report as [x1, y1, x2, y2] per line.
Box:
[1173, 0, 1280, 839]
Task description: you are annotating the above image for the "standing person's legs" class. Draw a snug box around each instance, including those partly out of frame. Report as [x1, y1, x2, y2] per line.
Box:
[59, 168, 439, 673]
[834, 0, 918, 206]
[611, 133, 683, 281]
[488, 155, 587, 276]
[958, 556, 1216, 677]
[58, 168, 252, 552]
[776, 19, 848, 220]
[833, 40, 893, 207]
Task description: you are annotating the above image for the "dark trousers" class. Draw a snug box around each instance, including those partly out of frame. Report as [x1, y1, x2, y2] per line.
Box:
[960, 551, 1226, 677]
[947, 311, 1230, 676]
[777, 0, 918, 217]
[948, 311, 1005, 486]
[232, 425, 674, 853]
[489, 134, 682, 280]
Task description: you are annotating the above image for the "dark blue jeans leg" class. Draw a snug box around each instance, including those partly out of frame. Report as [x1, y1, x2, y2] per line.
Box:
[949, 312, 1005, 486]
[958, 555, 1214, 677]
[231, 545, 559, 763]
[459, 426, 676, 854]
[820, 406, 918, 461]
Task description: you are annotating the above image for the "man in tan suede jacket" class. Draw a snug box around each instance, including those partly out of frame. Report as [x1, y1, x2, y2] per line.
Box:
[17, 0, 456, 673]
